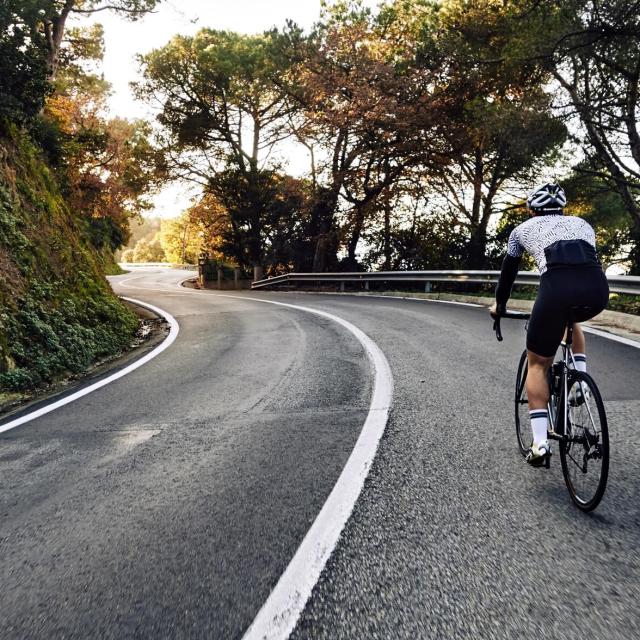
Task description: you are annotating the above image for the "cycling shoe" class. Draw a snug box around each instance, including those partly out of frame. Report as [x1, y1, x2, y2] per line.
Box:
[526, 441, 552, 468]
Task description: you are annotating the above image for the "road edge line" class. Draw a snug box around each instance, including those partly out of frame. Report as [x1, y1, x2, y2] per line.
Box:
[0, 297, 179, 435]
[581, 324, 640, 349]
[218, 295, 393, 640]
[250, 290, 640, 349]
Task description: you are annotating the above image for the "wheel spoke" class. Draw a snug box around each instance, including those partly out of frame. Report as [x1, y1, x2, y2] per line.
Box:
[559, 371, 609, 511]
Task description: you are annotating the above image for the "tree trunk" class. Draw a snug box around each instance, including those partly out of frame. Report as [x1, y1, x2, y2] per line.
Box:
[628, 217, 640, 276]
[311, 188, 340, 272]
[466, 224, 488, 269]
[345, 204, 366, 270]
[383, 199, 391, 271]
[44, 0, 75, 80]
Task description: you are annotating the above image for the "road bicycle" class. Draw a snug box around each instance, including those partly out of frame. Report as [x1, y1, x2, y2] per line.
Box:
[493, 309, 609, 512]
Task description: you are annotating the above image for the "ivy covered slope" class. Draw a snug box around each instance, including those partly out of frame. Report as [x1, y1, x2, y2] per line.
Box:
[0, 126, 139, 397]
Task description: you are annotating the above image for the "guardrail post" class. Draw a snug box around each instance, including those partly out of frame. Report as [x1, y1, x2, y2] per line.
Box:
[365, 281, 369, 291]
[340, 281, 345, 292]
[234, 267, 240, 290]
[217, 268, 223, 290]
[425, 282, 432, 293]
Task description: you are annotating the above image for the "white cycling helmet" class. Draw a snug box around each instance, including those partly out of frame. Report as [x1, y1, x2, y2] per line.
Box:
[526, 182, 567, 213]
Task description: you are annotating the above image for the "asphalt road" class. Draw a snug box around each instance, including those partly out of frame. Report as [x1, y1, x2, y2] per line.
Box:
[0, 268, 370, 639]
[1, 267, 639, 639]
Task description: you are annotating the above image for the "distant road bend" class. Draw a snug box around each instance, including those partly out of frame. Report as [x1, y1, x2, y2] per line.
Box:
[1, 266, 639, 640]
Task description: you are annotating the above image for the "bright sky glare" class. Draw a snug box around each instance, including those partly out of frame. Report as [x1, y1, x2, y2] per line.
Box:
[77, 1, 379, 217]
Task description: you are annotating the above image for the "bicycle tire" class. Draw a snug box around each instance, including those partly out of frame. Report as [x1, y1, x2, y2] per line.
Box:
[559, 371, 609, 512]
[514, 349, 531, 456]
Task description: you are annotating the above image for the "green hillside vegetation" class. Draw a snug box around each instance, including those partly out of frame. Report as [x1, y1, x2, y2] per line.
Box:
[0, 124, 138, 397]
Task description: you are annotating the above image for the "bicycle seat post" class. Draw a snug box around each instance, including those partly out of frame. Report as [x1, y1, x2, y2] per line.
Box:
[565, 311, 574, 349]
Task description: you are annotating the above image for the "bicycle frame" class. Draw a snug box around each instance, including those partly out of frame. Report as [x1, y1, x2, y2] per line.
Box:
[546, 329, 572, 441]
[545, 321, 597, 444]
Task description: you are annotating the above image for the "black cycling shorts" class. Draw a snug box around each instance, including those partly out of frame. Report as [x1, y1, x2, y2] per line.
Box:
[527, 266, 609, 357]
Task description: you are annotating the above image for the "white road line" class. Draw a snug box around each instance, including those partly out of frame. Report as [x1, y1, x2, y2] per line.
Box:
[264, 289, 640, 349]
[0, 298, 179, 435]
[582, 325, 640, 349]
[118, 274, 150, 288]
[361, 293, 483, 308]
[209, 294, 394, 640]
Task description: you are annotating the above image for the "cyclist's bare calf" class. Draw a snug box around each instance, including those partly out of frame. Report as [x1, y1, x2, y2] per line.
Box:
[528, 323, 585, 411]
[565, 322, 585, 354]
[526, 351, 554, 410]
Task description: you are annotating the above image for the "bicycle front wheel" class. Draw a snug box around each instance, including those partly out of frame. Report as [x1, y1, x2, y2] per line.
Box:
[514, 349, 531, 457]
[560, 371, 609, 512]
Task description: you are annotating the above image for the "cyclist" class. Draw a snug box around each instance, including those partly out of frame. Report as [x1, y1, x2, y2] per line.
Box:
[490, 183, 609, 466]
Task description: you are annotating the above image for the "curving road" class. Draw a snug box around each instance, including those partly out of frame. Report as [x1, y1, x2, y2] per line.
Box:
[1, 267, 639, 640]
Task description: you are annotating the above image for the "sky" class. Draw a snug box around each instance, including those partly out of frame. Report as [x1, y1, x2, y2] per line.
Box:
[76, 1, 380, 218]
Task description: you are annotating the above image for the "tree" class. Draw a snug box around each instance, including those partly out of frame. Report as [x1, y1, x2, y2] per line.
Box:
[45, 90, 158, 251]
[363, 204, 468, 271]
[461, 0, 640, 272]
[543, 0, 640, 272]
[0, 1, 51, 120]
[136, 29, 296, 274]
[39, 0, 161, 79]
[430, 97, 566, 267]
[424, 0, 567, 267]
[159, 214, 201, 264]
[279, 1, 456, 270]
[1, 0, 162, 123]
[132, 237, 165, 262]
[185, 193, 229, 264]
[563, 169, 634, 271]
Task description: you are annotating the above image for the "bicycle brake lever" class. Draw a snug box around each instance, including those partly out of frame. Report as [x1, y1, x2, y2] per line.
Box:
[493, 318, 503, 342]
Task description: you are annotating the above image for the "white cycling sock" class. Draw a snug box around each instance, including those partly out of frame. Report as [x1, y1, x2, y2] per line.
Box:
[529, 409, 548, 447]
[574, 353, 587, 373]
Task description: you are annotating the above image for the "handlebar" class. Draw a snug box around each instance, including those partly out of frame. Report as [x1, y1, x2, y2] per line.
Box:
[492, 309, 530, 342]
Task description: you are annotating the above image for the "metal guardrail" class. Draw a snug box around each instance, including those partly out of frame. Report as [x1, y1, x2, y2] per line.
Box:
[251, 270, 640, 295]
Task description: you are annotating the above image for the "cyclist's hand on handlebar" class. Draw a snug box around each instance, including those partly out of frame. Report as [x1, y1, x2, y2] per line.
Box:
[489, 302, 504, 320]
[491, 303, 504, 342]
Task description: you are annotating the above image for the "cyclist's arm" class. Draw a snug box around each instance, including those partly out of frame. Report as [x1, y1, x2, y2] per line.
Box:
[495, 229, 524, 310]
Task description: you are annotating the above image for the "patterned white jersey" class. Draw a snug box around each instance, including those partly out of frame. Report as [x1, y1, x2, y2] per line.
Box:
[507, 214, 596, 274]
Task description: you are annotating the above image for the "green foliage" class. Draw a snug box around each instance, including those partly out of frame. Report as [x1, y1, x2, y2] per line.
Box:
[0, 294, 137, 390]
[363, 211, 468, 270]
[205, 168, 314, 269]
[132, 237, 166, 262]
[159, 215, 201, 264]
[562, 170, 633, 270]
[0, 126, 138, 392]
[138, 28, 291, 160]
[608, 294, 640, 316]
[0, 0, 51, 120]
[85, 216, 130, 252]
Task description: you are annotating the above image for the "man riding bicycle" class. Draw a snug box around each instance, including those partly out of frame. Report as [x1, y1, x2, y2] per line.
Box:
[490, 183, 609, 466]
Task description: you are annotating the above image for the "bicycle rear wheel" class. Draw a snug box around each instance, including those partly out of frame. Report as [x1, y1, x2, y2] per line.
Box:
[559, 371, 609, 512]
[514, 349, 531, 456]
